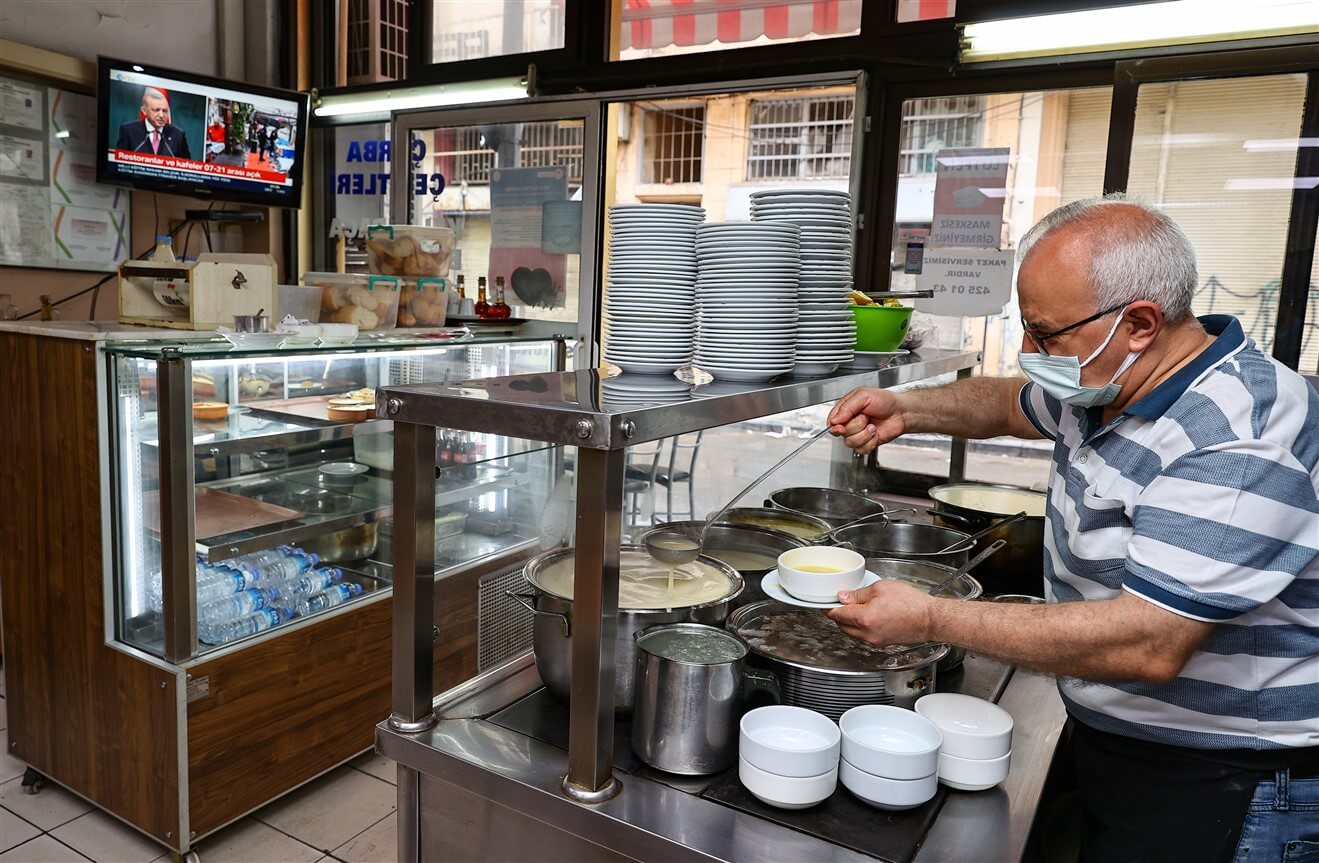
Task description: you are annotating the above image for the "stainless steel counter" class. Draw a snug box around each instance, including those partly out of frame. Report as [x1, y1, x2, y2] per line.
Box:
[377, 653, 1066, 862]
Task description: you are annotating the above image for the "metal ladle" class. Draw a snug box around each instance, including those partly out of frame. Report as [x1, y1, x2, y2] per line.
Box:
[645, 426, 835, 566]
[932, 511, 1028, 554]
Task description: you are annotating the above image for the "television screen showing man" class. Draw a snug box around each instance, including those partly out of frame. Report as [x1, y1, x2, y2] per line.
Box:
[115, 88, 191, 161]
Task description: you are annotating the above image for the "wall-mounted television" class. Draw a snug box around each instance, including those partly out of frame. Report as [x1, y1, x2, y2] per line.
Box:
[95, 57, 309, 209]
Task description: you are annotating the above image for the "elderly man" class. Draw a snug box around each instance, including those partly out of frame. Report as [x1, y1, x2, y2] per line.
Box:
[827, 196, 1317, 863]
[115, 87, 191, 160]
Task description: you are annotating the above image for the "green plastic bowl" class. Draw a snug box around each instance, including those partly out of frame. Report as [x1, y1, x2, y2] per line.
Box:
[852, 305, 914, 352]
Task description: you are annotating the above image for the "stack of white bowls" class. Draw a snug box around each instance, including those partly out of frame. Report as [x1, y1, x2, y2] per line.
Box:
[916, 694, 1014, 790]
[604, 204, 705, 375]
[838, 705, 943, 810]
[693, 221, 802, 382]
[750, 190, 856, 375]
[738, 706, 840, 810]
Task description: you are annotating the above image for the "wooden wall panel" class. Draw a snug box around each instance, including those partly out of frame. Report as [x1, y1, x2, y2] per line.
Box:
[0, 333, 180, 845]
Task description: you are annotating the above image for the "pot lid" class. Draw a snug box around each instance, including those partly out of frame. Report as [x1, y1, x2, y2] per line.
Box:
[526, 547, 740, 610]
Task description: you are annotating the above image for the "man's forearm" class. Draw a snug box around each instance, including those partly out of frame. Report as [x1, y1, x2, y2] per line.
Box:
[925, 593, 1211, 683]
[895, 375, 1034, 440]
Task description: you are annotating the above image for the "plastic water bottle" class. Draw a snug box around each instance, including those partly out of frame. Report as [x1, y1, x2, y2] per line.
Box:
[294, 582, 364, 617]
[199, 607, 291, 645]
[151, 235, 177, 263]
[251, 549, 320, 584]
[198, 588, 276, 626]
[195, 562, 256, 604]
[268, 566, 344, 610]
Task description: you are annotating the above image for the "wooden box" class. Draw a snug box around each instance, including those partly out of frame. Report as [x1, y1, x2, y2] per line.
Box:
[119, 252, 278, 330]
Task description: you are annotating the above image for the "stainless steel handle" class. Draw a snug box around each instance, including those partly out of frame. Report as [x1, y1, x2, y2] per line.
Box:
[506, 589, 571, 637]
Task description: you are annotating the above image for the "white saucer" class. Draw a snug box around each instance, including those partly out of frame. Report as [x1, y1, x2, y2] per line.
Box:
[761, 569, 882, 608]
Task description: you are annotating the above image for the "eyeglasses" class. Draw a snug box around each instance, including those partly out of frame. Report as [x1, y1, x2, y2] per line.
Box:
[1021, 302, 1126, 355]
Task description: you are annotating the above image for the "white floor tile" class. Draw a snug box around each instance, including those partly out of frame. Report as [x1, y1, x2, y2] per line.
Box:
[256, 767, 395, 853]
[332, 813, 395, 863]
[195, 817, 321, 863]
[0, 808, 40, 853]
[0, 835, 91, 863]
[50, 810, 165, 863]
[0, 731, 24, 785]
[0, 778, 93, 831]
[348, 752, 395, 786]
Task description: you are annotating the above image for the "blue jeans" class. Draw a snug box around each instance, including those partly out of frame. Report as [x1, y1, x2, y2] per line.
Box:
[1231, 770, 1319, 863]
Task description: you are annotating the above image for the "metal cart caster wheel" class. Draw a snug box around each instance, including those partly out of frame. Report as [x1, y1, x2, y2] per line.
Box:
[19, 767, 45, 795]
[169, 852, 200, 863]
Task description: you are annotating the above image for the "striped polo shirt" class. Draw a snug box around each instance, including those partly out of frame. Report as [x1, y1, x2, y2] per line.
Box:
[1017, 315, 1319, 751]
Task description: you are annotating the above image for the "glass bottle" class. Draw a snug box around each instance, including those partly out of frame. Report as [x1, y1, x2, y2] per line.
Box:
[455, 274, 467, 300]
[475, 276, 489, 319]
[492, 277, 511, 319]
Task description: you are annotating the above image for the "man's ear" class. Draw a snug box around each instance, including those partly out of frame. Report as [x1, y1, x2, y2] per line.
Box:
[1124, 301, 1163, 351]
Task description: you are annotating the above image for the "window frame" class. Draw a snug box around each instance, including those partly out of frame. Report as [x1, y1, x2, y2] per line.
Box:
[636, 101, 707, 190]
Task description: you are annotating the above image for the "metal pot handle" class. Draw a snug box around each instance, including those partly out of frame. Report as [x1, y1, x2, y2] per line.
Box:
[505, 589, 571, 637]
[740, 667, 781, 707]
[929, 507, 975, 527]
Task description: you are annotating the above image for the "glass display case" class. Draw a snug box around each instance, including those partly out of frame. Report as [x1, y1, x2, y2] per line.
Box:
[103, 333, 569, 661]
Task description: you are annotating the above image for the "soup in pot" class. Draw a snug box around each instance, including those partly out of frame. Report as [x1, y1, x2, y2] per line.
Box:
[534, 549, 735, 609]
[705, 548, 779, 573]
[933, 484, 1046, 517]
[726, 514, 825, 540]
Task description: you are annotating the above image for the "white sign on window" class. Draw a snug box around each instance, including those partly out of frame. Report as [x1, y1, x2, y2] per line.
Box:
[914, 248, 1014, 316]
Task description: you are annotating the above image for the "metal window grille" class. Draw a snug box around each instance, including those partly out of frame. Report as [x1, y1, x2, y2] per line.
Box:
[429, 127, 495, 184]
[347, 0, 408, 84]
[899, 96, 985, 175]
[433, 29, 491, 62]
[747, 96, 854, 181]
[641, 106, 705, 185]
[520, 122, 584, 184]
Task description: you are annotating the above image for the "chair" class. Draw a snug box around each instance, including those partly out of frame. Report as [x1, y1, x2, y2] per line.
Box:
[653, 432, 704, 523]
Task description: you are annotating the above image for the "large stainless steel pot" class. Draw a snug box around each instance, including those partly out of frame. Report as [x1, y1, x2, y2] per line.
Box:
[708, 507, 833, 543]
[728, 600, 947, 719]
[865, 558, 983, 672]
[928, 482, 1047, 598]
[631, 623, 780, 775]
[768, 487, 890, 527]
[635, 521, 805, 609]
[831, 521, 974, 569]
[515, 545, 744, 714]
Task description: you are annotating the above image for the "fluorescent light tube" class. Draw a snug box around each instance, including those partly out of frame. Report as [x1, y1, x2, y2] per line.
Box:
[315, 77, 529, 120]
[962, 0, 1319, 62]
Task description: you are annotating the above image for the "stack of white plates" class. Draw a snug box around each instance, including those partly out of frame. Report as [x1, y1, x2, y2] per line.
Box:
[751, 190, 855, 375]
[601, 375, 693, 409]
[693, 221, 801, 383]
[604, 203, 705, 375]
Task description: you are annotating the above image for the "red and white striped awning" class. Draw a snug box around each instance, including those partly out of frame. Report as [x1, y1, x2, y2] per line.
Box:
[620, 0, 864, 52]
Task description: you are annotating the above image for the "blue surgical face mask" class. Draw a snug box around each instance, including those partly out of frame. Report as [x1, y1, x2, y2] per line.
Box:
[1019, 309, 1141, 407]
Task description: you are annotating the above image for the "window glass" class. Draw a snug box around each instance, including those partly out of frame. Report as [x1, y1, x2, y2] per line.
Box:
[895, 0, 956, 22]
[347, 0, 409, 84]
[618, 0, 861, 60]
[430, 0, 566, 64]
[410, 117, 586, 325]
[614, 84, 857, 214]
[1125, 74, 1315, 369]
[885, 86, 1114, 489]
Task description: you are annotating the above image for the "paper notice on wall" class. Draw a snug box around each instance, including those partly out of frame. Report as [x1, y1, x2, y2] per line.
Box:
[929, 147, 1010, 249]
[0, 133, 46, 181]
[47, 88, 97, 153]
[914, 248, 1015, 317]
[0, 182, 55, 267]
[51, 148, 129, 210]
[51, 204, 128, 270]
[0, 78, 44, 131]
[490, 166, 568, 307]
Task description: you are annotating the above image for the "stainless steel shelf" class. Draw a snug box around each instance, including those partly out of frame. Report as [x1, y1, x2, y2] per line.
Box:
[378, 349, 982, 449]
[195, 463, 532, 562]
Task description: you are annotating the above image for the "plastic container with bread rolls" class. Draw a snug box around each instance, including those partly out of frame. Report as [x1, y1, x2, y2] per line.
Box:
[305, 271, 400, 330]
[398, 276, 448, 327]
[364, 225, 456, 277]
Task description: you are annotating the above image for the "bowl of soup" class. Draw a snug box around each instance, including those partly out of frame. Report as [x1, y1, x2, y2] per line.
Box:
[776, 546, 866, 603]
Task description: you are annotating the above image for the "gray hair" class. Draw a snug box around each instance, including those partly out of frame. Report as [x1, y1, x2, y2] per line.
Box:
[141, 87, 167, 105]
[1016, 193, 1198, 321]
